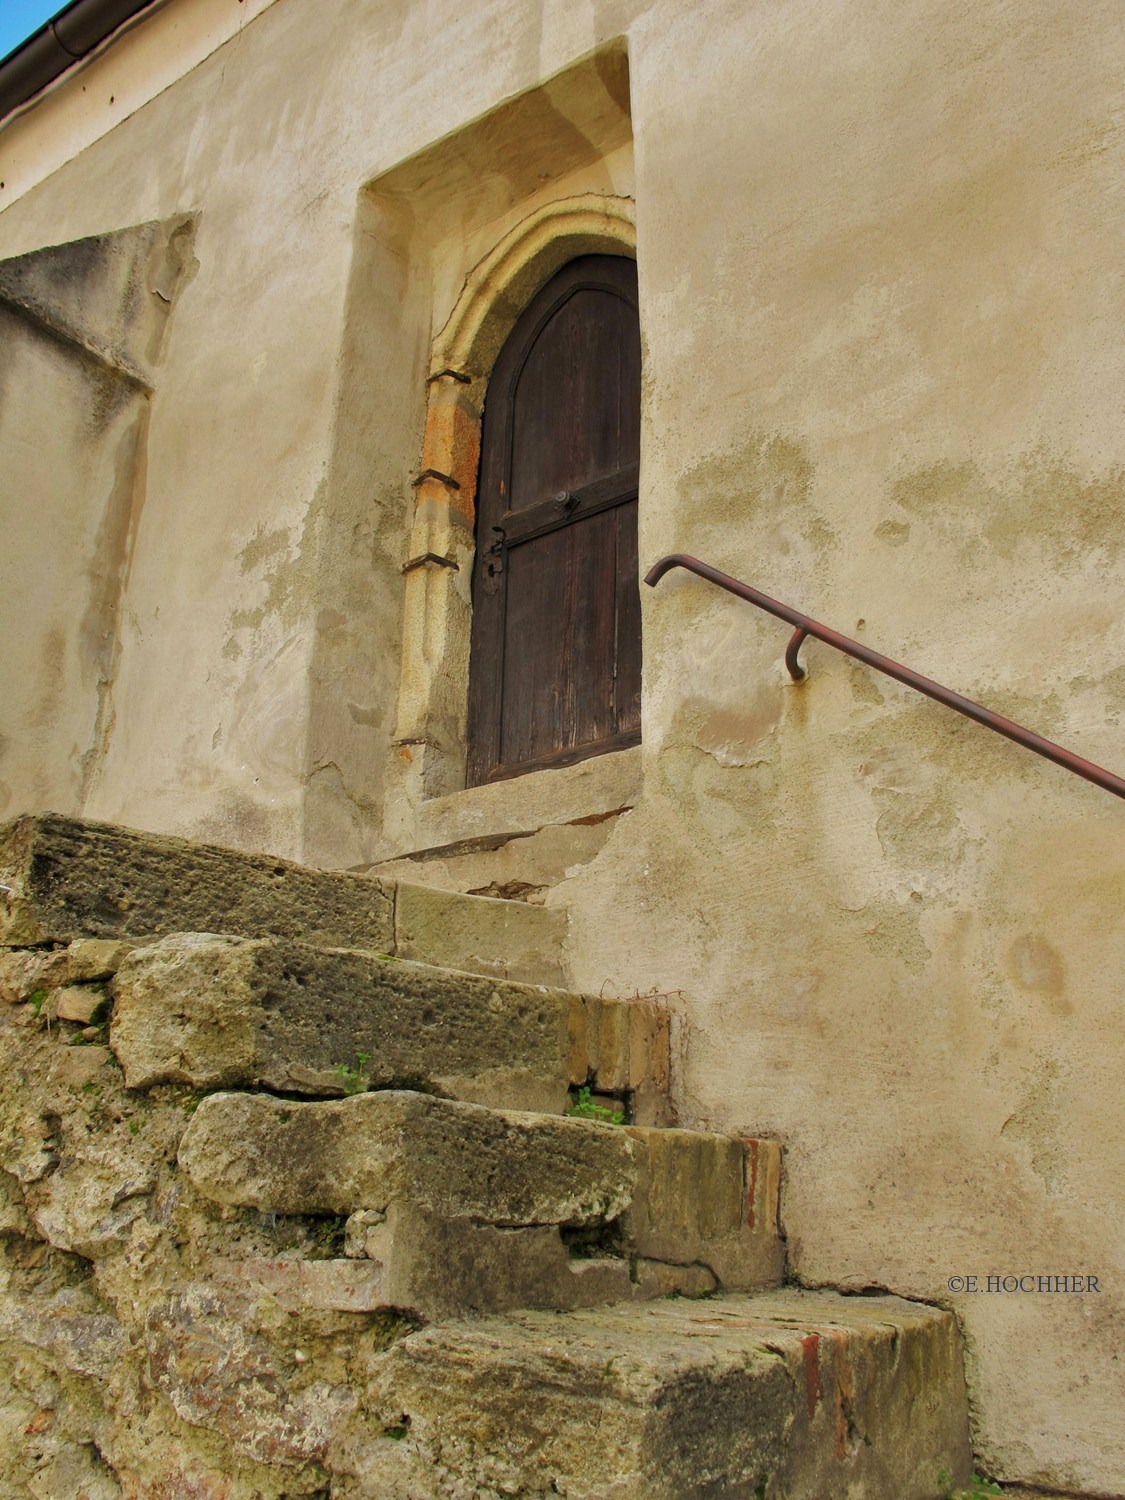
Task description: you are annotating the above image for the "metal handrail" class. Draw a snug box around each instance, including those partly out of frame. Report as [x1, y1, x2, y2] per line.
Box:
[644, 553, 1125, 802]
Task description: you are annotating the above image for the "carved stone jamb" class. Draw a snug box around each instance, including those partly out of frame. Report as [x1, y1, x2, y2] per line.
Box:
[385, 195, 638, 851]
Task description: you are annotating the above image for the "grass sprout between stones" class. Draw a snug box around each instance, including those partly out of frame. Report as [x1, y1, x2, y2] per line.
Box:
[566, 1086, 625, 1125]
[335, 1052, 371, 1095]
[938, 1469, 1002, 1499]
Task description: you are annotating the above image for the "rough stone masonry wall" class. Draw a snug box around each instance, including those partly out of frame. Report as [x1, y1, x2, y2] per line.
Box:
[0, 940, 412, 1496]
[0, 0, 1122, 1492]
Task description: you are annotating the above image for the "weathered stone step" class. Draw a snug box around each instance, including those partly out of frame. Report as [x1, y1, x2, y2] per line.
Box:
[110, 932, 572, 1112]
[0, 813, 567, 984]
[180, 1088, 634, 1223]
[5, 928, 672, 1124]
[347, 1290, 973, 1499]
[177, 1090, 784, 1320]
[0, 813, 395, 950]
[393, 879, 568, 986]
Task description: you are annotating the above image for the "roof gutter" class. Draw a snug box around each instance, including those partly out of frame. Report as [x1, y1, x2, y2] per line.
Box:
[0, 0, 161, 123]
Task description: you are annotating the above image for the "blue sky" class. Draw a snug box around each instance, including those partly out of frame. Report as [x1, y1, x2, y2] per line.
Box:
[0, 2, 66, 63]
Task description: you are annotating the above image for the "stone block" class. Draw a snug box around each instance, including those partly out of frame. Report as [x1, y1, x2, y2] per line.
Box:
[624, 1129, 785, 1289]
[381, 1206, 636, 1321]
[143, 1283, 355, 1467]
[350, 1291, 972, 1499]
[394, 880, 567, 986]
[210, 1256, 391, 1313]
[566, 992, 674, 1127]
[47, 1044, 112, 1090]
[0, 813, 393, 949]
[110, 932, 571, 1111]
[632, 1258, 718, 1298]
[66, 938, 135, 981]
[54, 986, 106, 1024]
[0, 947, 68, 1004]
[178, 1089, 637, 1226]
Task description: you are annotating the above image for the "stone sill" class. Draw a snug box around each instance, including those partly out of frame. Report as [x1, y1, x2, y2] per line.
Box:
[406, 744, 642, 858]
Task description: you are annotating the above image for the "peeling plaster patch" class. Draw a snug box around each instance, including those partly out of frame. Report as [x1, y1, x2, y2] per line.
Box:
[237, 524, 290, 576]
[854, 900, 933, 976]
[853, 743, 967, 877]
[888, 452, 1125, 567]
[227, 483, 331, 643]
[676, 429, 834, 555]
[1000, 1063, 1065, 1195]
[690, 697, 781, 768]
[871, 781, 962, 867]
[306, 759, 375, 823]
[846, 660, 886, 709]
[347, 702, 382, 727]
[1069, 663, 1125, 725]
[651, 744, 765, 849]
[1004, 934, 1069, 1014]
[852, 700, 1042, 798]
[875, 519, 910, 545]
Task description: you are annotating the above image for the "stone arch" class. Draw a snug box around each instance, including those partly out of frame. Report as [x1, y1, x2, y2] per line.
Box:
[431, 193, 637, 391]
[389, 194, 637, 819]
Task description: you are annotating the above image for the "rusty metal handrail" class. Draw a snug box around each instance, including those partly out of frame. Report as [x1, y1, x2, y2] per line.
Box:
[644, 553, 1125, 802]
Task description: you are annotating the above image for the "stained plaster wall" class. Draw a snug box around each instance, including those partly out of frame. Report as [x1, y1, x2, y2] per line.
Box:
[0, 0, 1123, 1491]
[0, 217, 194, 822]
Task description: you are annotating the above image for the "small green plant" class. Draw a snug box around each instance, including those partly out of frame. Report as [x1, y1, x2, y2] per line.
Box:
[566, 1086, 625, 1125]
[334, 1052, 371, 1096]
[938, 1469, 1002, 1499]
[308, 1215, 348, 1257]
[27, 988, 48, 1017]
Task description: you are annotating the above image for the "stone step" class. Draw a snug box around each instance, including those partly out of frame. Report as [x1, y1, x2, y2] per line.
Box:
[345, 1290, 973, 1499]
[177, 1090, 784, 1320]
[0, 813, 395, 950]
[110, 932, 572, 1113]
[393, 879, 568, 987]
[107, 931, 671, 1120]
[0, 813, 566, 985]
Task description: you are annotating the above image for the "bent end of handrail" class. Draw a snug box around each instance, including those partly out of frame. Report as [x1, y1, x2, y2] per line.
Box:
[644, 554, 697, 588]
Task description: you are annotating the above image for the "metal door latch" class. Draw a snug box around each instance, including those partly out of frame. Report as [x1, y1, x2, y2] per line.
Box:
[482, 526, 505, 595]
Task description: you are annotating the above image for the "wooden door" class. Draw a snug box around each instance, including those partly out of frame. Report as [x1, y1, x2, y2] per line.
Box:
[466, 255, 642, 786]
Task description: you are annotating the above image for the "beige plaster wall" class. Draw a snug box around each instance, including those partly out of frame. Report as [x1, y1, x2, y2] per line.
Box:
[1, 0, 1123, 1490]
[0, 216, 194, 821]
[0, 305, 144, 817]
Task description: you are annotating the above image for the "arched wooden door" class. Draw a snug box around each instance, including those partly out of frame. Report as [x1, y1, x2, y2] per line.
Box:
[466, 254, 642, 785]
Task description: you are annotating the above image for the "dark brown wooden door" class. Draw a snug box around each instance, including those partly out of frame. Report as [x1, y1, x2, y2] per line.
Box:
[467, 255, 642, 786]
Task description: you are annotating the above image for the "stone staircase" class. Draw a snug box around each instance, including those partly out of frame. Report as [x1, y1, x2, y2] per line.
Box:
[0, 813, 974, 1498]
